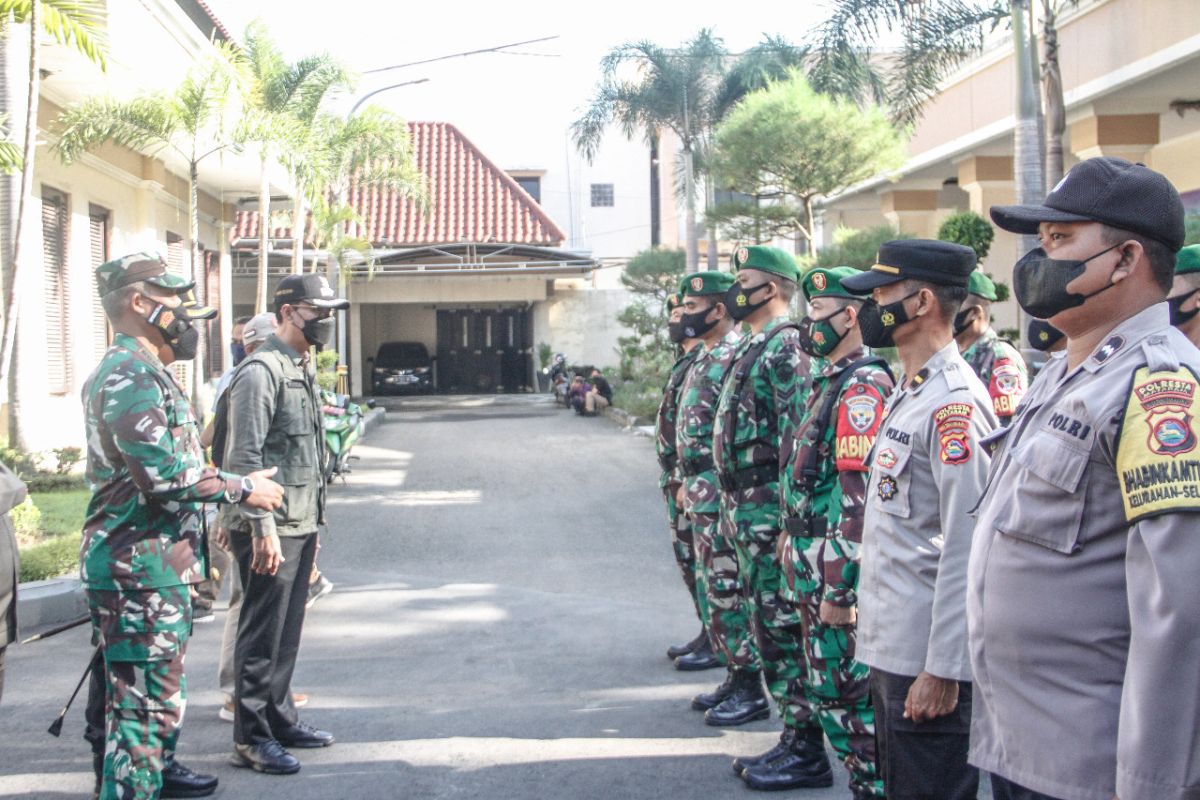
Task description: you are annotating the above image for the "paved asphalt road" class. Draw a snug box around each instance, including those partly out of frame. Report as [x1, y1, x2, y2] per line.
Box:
[0, 394, 986, 799]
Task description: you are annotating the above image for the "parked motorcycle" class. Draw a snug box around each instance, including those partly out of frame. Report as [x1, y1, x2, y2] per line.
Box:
[323, 392, 375, 482]
[543, 353, 571, 407]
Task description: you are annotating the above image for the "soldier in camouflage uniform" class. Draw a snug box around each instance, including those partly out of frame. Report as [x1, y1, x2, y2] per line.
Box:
[769, 267, 893, 798]
[711, 246, 833, 789]
[673, 271, 761, 699]
[954, 270, 1028, 424]
[656, 293, 712, 666]
[82, 254, 283, 799]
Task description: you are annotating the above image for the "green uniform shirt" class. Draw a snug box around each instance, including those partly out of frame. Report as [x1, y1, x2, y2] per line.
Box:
[676, 329, 743, 515]
[962, 327, 1028, 420]
[81, 334, 238, 590]
[655, 347, 700, 489]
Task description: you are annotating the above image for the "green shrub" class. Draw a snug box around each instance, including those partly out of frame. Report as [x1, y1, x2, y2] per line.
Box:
[538, 342, 553, 370]
[1185, 212, 1200, 247]
[51, 446, 83, 474]
[813, 226, 913, 271]
[612, 377, 665, 421]
[10, 498, 40, 548]
[25, 474, 87, 493]
[18, 534, 79, 583]
[937, 211, 995, 263]
[0, 446, 40, 479]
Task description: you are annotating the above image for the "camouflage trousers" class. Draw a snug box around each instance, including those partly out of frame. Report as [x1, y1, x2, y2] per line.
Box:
[780, 531, 883, 798]
[86, 584, 192, 800]
[664, 484, 703, 626]
[689, 509, 756, 669]
[720, 485, 814, 731]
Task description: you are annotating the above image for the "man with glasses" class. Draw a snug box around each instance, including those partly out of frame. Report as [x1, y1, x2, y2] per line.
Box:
[224, 274, 347, 775]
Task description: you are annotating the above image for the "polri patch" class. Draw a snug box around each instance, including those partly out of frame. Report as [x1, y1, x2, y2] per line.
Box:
[1117, 365, 1200, 521]
[934, 402, 974, 465]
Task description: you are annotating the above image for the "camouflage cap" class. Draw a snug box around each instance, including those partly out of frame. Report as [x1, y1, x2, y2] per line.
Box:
[95, 252, 193, 298]
[1175, 244, 1200, 276]
[967, 270, 998, 301]
[801, 267, 860, 302]
[682, 271, 735, 297]
[731, 245, 800, 284]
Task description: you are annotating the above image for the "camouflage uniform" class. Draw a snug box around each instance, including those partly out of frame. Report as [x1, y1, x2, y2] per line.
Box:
[713, 314, 815, 731]
[961, 328, 1027, 423]
[82, 256, 235, 800]
[676, 328, 755, 665]
[654, 346, 703, 621]
[780, 347, 893, 798]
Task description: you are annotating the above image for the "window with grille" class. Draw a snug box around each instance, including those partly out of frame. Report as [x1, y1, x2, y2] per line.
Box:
[590, 183, 614, 207]
[42, 187, 70, 394]
[89, 205, 110, 359]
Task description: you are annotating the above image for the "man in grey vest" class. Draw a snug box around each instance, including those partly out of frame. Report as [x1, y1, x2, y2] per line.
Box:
[225, 274, 347, 775]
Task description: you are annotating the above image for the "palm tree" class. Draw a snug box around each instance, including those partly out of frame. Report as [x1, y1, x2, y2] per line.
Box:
[0, 0, 106, 447]
[240, 20, 350, 310]
[54, 41, 247, 405]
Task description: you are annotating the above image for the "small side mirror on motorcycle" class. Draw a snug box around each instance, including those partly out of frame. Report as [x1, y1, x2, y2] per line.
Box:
[366, 399, 377, 409]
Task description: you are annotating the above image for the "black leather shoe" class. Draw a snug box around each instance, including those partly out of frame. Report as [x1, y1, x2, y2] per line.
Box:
[275, 721, 335, 748]
[732, 727, 797, 776]
[704, 669, 770, 726]
[692, 670, 736, 711]
[741, 726, 834, 791]
[230, 741, 301, 775]
[667, 627, 707, 660]
[674, 636, 721, 671]
[161, 758, 219, 798]
[92, 753, 102, 800]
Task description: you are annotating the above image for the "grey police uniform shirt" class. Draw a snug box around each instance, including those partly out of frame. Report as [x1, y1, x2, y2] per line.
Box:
[857, 340, 996, 682]
[968, 303, 1200, 800]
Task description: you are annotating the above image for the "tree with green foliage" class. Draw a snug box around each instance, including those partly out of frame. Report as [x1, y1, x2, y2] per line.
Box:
[812, 226, 913, 271]
[615, 248, 686, 384]
[707, 71, 907, 256]
[938, 210, 995, 262]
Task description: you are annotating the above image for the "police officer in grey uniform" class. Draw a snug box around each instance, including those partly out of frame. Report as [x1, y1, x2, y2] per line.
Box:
[968, 158, 1199, 800]
[842, 240, 997, 800]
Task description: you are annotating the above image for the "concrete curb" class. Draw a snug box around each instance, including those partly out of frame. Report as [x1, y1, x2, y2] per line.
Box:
[361, 406, 386, 436]
[16, 577, 87, 633]
[604, 406, 653, 436]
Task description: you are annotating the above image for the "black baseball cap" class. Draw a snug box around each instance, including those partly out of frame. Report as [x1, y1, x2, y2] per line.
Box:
[990, 157, 1185, 252]
[273, 274, 349, 311]
[841, 239, 977, 294]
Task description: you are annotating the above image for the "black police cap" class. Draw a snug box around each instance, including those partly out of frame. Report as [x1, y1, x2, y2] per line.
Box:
[273, 274, 349, 312]
[841, 239, 977, 294]
[990, 157, 1185, 252]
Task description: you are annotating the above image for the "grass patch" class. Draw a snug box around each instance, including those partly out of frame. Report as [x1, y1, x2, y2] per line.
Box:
[30, 489, 89, 537]
[16, 488, 88, 582]
[19, 535, 80, 583]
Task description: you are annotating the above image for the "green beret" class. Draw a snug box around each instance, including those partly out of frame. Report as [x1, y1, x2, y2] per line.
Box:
[95, 252, 193, 298]
[666, 292, 682, 311]
[731, 245, 800, 284]
[682, 271, 735, 297]
[801, 267, 860, 303]
[967, 270, 998, 301]
[1176, 244, 1200, 276]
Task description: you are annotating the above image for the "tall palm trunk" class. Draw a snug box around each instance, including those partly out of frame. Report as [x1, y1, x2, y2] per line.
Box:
[1040, 0, 1066, 191]
[188, 159, 204, 407]
[256, 155, 270, 312]
[2, 3, 38, 448]
[683, 141, 698, 271]
[704, 180, 718, 269]
[1012, 0, 1044, 348]
[291, 189, 305, 274]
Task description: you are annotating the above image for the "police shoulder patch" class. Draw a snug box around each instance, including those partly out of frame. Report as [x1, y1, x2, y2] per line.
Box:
[934, 402, 974, 465]
[1117, 365, 1200, 522]
[989, 356, 1026, 418]
[836, 383, 884, 472]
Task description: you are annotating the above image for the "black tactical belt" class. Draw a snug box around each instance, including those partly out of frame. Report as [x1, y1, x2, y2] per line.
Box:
[680, 455, 714, 477]
[782, 515, 828, 538]
[718, 463, 778, 492]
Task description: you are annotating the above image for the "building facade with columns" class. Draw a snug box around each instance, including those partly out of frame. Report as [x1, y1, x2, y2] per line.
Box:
[819, 0, 1200, 332]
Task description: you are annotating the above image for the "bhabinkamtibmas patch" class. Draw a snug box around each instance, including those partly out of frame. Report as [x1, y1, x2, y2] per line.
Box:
[1118, 365, 1200, 521]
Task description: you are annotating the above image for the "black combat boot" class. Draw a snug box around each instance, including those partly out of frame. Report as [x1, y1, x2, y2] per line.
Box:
[731, 726, 797, 776]
[703, 668, 770, 726]
[741, 725, 834, 791]
[667, 626, 707, 660]
[691, 669, 736, 711]
[674, 635, 721, 671]
[92, 752, 103, 800]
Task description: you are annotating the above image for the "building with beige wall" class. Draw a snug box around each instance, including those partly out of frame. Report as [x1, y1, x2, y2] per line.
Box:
[820, 0, 1200, 333]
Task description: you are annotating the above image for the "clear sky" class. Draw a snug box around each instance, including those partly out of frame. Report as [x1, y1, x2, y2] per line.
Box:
[204, 0, 832, 169]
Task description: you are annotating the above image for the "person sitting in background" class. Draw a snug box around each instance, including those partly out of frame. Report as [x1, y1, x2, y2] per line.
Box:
[568, 375, 591, 415]
[586, 369, 613, 415]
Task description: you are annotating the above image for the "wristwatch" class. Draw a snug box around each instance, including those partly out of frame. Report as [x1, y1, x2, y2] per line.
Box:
[229, 475, 255, 504]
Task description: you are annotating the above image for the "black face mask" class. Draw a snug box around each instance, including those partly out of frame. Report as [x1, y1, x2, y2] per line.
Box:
[1026, 317, 1065, 351]
[230, 342, 247, 366]
[724, 281, 771, 321]
[295, 310, 335, 348]
[680, 304, 719, 339]
[1013, 243, 1122, 320]
[1168, 292, 1200, 326]
[147, 303, 201, 361]
[857, 292, 919, 349]
[953, 306, 978, 337]
[667, 320, 686, 344]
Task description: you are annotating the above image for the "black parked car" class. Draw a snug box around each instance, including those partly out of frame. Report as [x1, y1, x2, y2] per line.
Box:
[371, 341, 434, 395]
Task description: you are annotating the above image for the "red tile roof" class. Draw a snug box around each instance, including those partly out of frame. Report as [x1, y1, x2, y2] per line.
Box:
[232, 122, 566, 248]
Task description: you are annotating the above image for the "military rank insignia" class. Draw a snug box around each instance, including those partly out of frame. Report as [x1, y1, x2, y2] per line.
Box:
[935, 403, 974, 465]
[812, 272, 827, 291]
[1093, 334, 1125, 365]
[877, 475, 898, 501]
[1117, 365, 1200, 522]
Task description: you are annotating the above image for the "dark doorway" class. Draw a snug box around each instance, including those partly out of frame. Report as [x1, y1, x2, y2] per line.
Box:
[435, 307, 533, 394]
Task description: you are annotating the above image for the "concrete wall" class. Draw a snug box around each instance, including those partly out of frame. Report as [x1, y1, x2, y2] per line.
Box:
[533, 285, 635, 372]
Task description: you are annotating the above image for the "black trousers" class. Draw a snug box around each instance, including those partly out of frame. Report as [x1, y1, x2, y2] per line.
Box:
[870, 668, 979, 800]
[84, 655, 106, 755]
[231, 530, 317, 746]
[989, 774, 1065, 800]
